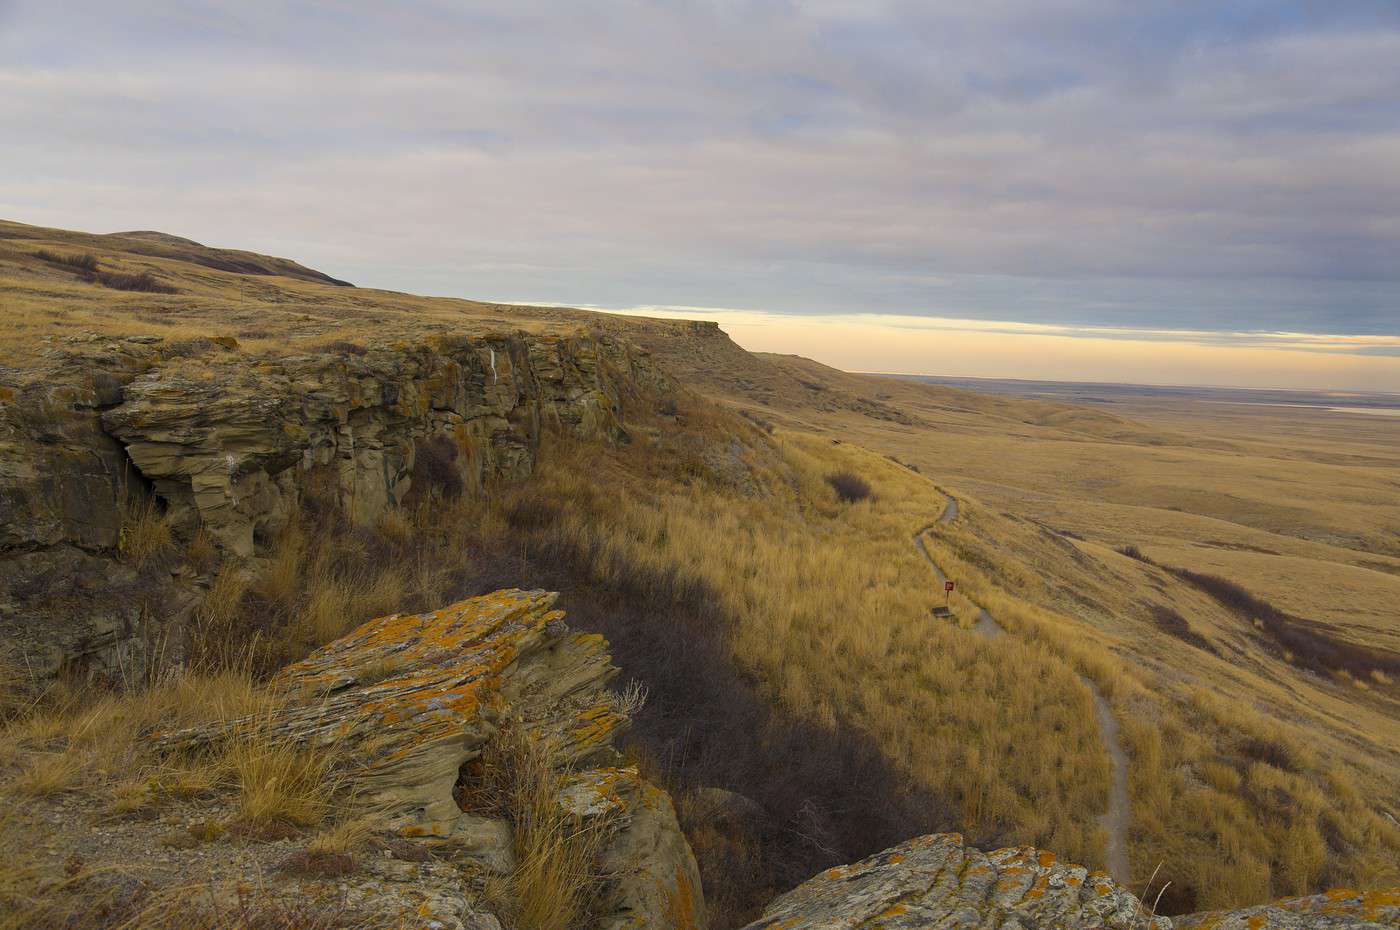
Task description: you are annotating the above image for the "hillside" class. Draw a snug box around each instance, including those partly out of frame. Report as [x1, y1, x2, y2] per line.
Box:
[1, 220, 1397, 929]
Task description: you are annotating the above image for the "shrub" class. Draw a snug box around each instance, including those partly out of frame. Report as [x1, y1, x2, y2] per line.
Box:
[1148, 604, 1216, 653]
[826, 471, 872, 503]
[410, 434, 464, 501]
[33, 250, 99, 273]
[94, 270, 178, 294]
[1117, 544, 1150, 562]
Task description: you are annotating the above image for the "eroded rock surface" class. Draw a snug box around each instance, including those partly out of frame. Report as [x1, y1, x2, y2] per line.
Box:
[100, 333, 653, 557]
[0, 330, 668, 680]
[741, 832, 1400, 930]
[740, 832, 1168, 930]
[1175, 890, 1400, 930]
[152, 588, 704, 930]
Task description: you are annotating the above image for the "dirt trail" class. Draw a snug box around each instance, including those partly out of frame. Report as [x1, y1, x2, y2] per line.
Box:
[913, 490, 1131, 882]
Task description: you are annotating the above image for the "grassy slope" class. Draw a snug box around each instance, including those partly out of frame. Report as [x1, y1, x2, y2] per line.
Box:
[623, 337, 1400, 909]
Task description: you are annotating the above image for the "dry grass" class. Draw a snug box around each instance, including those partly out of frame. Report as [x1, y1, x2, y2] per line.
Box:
[0, 668, 269, 802]
[9, 750, 83, 796]
[118, 491, 173, 568]
[3, 215, 1398, 920]
[306, 816, 376, 857]
[0, 218, 592, 367]
[225, 727, 338, 828]
[471, 723, 613, 930]
[482, 431, 1110, 865]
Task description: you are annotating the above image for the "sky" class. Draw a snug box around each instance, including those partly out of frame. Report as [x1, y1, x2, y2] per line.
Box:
[1, 1, 1398, 390]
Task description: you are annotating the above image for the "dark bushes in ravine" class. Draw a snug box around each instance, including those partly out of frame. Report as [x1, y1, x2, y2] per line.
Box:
[1170, 566, 1400, 677]
[34, 249, 99, 272]
[410, 435, 464, 500]
[826, 471, 871, 503]
[94, 270, 178, 294]
[1148, 603, 1216, 654]
[32, 248, 177, 293]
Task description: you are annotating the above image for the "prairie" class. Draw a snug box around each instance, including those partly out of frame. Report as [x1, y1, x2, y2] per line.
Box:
[2, 219, 1398, 925]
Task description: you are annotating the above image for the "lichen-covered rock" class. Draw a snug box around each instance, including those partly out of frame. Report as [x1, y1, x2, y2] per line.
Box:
[740, 832, 1168, 930]
[741, 832, 1400, 930]
[1175, 889, 1400, 930]
[560, 767, 706, 930]
[149, 589, 706, 929]
[155, 589, 624, 842]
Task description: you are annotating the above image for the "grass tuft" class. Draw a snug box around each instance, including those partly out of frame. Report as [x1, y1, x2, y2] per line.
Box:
[225, 720, 339, 828]
[118, 492, 173, 568]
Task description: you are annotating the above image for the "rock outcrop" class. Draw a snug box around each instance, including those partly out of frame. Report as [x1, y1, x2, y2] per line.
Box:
[155, 588, 705, 930]
[740, 832, 1166, 930]
[100, 333, 652, 557]
[1175, 891, 1400, 930]
[740, 832, 1400, 930]
[0, 330, 669, 680]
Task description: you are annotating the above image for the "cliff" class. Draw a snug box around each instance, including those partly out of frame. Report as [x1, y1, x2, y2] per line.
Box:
[0, 327, 668, 681]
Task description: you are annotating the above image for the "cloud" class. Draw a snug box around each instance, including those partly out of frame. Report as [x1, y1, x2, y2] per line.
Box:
[0, 0, 1397, 368]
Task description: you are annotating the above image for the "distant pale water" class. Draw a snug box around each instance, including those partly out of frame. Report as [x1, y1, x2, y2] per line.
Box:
[1331, 406, 1400, 417]
[888, 374, 1400, 417]
[1210, 401, 1400, 417]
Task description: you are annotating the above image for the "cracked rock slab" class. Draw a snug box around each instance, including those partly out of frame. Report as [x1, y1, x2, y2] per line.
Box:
[740, 832, 1168, 930]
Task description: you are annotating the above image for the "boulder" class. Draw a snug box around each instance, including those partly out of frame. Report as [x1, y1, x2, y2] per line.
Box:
[1175, 890, 1400, 930]
[741, 832, 1400, 930]
[151, 588, 705, 929]
[561, 767, 706, 930]
[740, 832, 1167, 930]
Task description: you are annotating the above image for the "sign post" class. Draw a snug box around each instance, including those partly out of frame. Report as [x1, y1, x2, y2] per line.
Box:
[944, 579, 954, 606]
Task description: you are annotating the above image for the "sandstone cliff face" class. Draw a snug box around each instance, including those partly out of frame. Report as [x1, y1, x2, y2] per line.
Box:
[0, 329, 668, 680]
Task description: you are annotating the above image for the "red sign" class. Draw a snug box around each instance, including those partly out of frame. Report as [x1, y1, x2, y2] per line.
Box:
[944, 581, 955, 593]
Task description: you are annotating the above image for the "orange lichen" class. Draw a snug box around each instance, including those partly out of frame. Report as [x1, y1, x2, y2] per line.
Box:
[664, 864, 700, 930]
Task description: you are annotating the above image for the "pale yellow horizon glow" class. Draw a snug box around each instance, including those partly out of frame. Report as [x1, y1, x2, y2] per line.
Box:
[585, 305, 1400, 393]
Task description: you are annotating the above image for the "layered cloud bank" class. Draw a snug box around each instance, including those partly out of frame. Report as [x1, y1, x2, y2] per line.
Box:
[2, 1, 1396, 384]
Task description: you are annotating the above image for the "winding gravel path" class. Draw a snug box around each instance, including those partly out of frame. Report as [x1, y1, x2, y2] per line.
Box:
[913, 490, 1131, 882]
